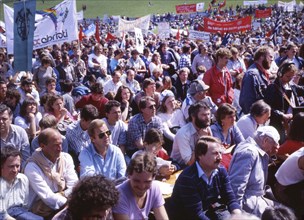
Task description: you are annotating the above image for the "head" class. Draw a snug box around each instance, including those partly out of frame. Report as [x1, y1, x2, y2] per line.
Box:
[182, 44, 191, 54]
[62, 53, 70, 66]
[144, 128, 164, 155]
[250, 100, 271, 125]
[61, 80, 73, 93]
[20, 78, 33, 93]
[188, 101, 211, 128]
[254, 126, 280, 156]
[67, 175, 119, 220]
[80, 104, 99, 131]
[215, 103, 236, 128]
[111, 70, 122, 84]
[151, 53, 161, 63]
[159, 90, 175, 113]
[178, 67, 189, 83]
[87, 119, 111, 148]
[39, 114, 57, 130]
[162, 76, 172, 90]
[277, 61, 298, 85]
[1, 145, 21, 183]
[46, 94, 64, 113]
[131, 49, 139, 59]
[261, 206, 297, 220]
[115, 85, 132, 102]
[287, 112, 304, 141]
[195, 136, 223, 171]
[152, 67, 163, 80]
[215, 48, 232, 67]
[5, 89, 21, 109]
[90, 82, 104, 101]
[94, 44, 103, 55]
[126, 69, 136, 82]
[38, 128, 63, 163]
[142, 78, 156, 95]
[253, 46, 274, 70]
[105, 100, 121, 123]
[45, 77, 57, 93]
[19, 98, 38, 118]
[127, 152, 157, 197]
[114, 49, 124, 59]
[198, 43, 208, 55]
[139, 96, 156, 118]
[41, 56, 52, 67]
[285, 43, 298, 59]
[188, 80, 209, 101]
[0, 104, 13, 133]
[0, 80, 7, 100]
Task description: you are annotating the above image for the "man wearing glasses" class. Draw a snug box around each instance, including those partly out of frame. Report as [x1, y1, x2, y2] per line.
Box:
[126, 96, 163, 158]
[79, 119, 126, 180]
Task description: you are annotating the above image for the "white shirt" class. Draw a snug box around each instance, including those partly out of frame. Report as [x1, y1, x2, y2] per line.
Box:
[88, 53, 107, 70]
[103, 80, 123, 96]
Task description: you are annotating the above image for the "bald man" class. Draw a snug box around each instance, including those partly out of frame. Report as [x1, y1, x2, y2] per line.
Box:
[24, 128, 78, 219]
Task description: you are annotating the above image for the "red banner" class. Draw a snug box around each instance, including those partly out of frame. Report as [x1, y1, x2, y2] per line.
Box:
[255, 8, 272, 18]
[176, 4, 197, 14]
[203, 16, 252, 33]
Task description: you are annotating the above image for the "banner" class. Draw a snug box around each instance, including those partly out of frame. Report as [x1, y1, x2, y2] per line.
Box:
[134, 27, 144, 54]
[0, 33, 6, 48]
[175, 3, 204, 14]
[83, 23, 96, 37]
[4, 0, 78, 54]
[203, 16, 252, 33]
[118, 15, 150, 32]
[189, 30, 210, 41]
[278, 0, 296, 12]
[14, 1, 36, 72]
[255, 8, 272, 18]
[77, 10, 83, 21]
[158, 22, 170, 39]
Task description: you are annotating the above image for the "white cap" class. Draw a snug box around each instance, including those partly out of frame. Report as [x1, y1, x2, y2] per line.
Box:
[256, 126, 280, 144]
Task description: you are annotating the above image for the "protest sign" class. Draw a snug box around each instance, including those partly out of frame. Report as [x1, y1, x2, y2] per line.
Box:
[203, 16, 252, 33]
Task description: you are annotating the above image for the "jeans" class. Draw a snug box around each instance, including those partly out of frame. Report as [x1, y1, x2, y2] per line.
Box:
[7, 206, 44, 220]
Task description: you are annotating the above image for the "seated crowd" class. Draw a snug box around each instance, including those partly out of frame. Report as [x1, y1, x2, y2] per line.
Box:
[1, 19, 304, 220]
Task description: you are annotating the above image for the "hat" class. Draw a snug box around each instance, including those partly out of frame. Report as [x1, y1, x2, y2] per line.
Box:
[256, 126, 280, 144]
[160, 90, 175, 103]
[187, 80, 209, 95]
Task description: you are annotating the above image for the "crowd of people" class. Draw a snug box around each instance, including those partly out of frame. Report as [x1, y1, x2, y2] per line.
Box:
[0, 2, 304, 220]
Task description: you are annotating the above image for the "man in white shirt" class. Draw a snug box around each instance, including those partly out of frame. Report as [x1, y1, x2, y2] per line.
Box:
[103, 70, 123, 96]
[88, 44, 108, 78]
[24, 128, 78, 219]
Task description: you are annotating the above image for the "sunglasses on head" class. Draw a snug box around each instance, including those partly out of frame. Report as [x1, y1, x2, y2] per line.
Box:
[98, 130, 111, 139]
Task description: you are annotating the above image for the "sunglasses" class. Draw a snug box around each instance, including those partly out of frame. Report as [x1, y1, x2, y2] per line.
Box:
[98, 130, 111, 139]
[146, 104, 156, 109]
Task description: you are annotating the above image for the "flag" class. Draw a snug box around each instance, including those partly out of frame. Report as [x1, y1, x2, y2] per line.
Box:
[78, 25, 83, 41]
[176, 28, 180, 41]
[14, 0, 36, 72]
[120, 32, 126, 50]
[134, 27, 144, 53]
[105, 32, 116, 42]
[95, 21, 100, 43]
[270, 15, 282, 46]
[218, 0, 226, 10]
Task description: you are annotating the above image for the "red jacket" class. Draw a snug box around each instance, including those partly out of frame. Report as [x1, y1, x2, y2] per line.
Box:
[203, 65, 234, 106]
[75, 94, 108, 118]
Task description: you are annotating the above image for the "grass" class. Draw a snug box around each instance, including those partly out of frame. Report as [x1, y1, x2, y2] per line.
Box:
[1, 0, 302, 21]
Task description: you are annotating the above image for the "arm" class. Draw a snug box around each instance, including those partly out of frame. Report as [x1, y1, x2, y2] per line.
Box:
[153, 205, 169, 220]
[78, 148, 97, 178]
[116, 149, 127, 179]
[62, 153, 78, 197]
[19, 128, 30, 169]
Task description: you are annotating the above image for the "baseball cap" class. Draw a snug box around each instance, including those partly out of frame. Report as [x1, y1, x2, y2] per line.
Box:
[187, 80, 209, 95]
[256, 126, 280, 144]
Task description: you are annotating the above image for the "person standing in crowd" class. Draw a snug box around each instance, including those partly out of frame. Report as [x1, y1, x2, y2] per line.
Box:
[178, 44, 192, 72]
[174, 67, 191, 102]
[18, 77, 40, 104]
[278, 43, 304, 70]
[227, 47, 246, 82]
[70, 48, 87, 82]
[239, 46, 274, 114]
[88, 44, 108, 79]
[229, 126, 281, 217]
[56, 53, 76, 88]
[112, 152, 169, 220]
[203, 48, 234, 106]
[191, 43, 214, 77]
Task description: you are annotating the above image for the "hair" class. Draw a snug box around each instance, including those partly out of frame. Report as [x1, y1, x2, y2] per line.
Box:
[38, 114, 57, 130]
[158, 94, 174, 113]
[127, 151, 157, 177]
[90, 82, 104, 94]
[40, 93, 52, 107]
[144, 128, 164, 145]
[286, 42, 297, 51]
[195, 136, 221, 161]
[0, 104, 12, 116]
[105, 91, 115, 100]
[105, 100, 121, 113]
[288, 112, 304, 141]
[142, 78, 155, 91]
[19, 98, 38, 118]
[277, 61, 297, 78]
[198, 43, 208, 54]
[230, 47, 239, 55]
[178, 67, 190, 75]
[61, 80, 73, 93]
[114, 85, 133, 103]
[46, 94, 63, 112]
[67, 175, 119, 219]
[188, 101, 210, 122]
[87, 119, 106, 137]
[215, 103, 236, 126]
[162, 76, 172, 89]
[138, 96, 155, 110]
[215, 48, 232, 63]
[38, 128, 60, 146]
[21, 77, 33, 87]
[182, 44, 191, 54]
[151, 52, 160, 63]
[1, 145, 21, 168]
[261, 206, 297, 220]
[6, 89, 21, 103]
[80, 104, 99, 121]
[253, 46, 272, 61]
[41, 56, 52, 66]
[152, 67, 163, 75]
[233, 73, 244, 90]
[250, 100, 271, 118]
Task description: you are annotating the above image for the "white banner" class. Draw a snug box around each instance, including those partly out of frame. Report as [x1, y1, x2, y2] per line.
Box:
[4, 0, 78, 54]
[0, 33, 6, 48]
[134, 27, 144, 54]
[77, 10, 84, 21]
[243, 1, 259, 6]
[189, 30, 210, 41]
[158, 22, 170, 40]
[196, 3, 205, 12]
[278, 0, 296, 11]
[118, 15, 150, 32]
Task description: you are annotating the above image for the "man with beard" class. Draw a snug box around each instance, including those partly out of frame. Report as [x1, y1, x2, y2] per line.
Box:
[240, 46, 274, 114]
[18, 78, 40, 104]
[171, 101, 212, 167]
[167, 136, 242, 220]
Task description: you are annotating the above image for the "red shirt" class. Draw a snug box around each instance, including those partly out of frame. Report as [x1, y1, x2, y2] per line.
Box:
[278, 139, 304, 155]
[75, 94, 108, 118]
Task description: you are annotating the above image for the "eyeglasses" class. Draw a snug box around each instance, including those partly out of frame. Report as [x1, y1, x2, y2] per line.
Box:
[98, 130, 111, 139]
[146, 104, 156, 109]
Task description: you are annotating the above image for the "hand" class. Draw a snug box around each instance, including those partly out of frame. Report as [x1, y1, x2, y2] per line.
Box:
[60, 108, 68, 117]
[159, 164, 175, 176]
[282, 113, 293, 122]
[28, 113, 35, 121]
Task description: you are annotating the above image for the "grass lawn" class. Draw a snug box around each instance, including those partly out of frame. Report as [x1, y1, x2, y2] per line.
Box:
[1, 0, 302, 21]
